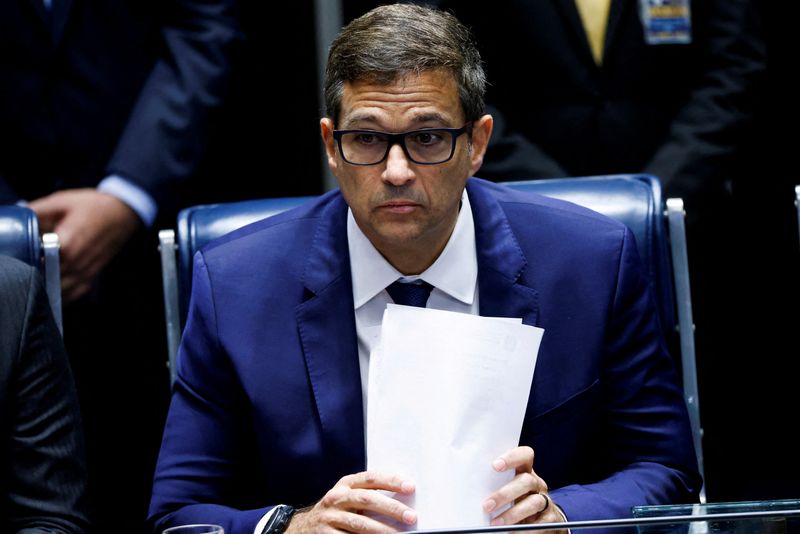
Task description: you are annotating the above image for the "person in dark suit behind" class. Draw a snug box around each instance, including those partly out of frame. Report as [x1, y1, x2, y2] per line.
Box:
[405, 0, 765, 220]
[148, 5, 700, 533]
[0, 0, 240, 530]
[0, 255, 89, 533]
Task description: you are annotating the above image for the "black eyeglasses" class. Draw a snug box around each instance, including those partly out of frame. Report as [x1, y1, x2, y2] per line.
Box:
[332, 124, 472, 165]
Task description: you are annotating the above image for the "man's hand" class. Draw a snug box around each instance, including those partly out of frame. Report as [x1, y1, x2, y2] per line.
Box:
[29, 188, 141, 302]
[483, 446, 566, 529]
[286, 471, 417, 534]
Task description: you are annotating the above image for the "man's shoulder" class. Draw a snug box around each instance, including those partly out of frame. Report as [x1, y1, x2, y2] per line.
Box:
[0, 256, 38, 364]
[0, 255, 35, 296]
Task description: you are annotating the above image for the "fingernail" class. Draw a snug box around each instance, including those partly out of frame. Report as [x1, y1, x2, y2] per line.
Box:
[400, 480, 415, 493]
[483, 499, 496, 513]
[402, 510, 417, 524]
[491, 517, 505, 526]
[492, 458, 506, 471]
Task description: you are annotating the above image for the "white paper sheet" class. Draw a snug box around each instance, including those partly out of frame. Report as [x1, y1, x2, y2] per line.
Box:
[367, 304, 544, 530]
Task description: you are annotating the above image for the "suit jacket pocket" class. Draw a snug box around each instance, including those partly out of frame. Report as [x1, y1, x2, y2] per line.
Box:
[524, 378, 601, 437]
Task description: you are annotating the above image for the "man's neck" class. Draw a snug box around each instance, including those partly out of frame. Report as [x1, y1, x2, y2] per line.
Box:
[372, 217, 459, 275]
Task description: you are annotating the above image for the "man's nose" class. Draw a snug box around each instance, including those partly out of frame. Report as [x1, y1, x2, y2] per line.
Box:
[381, 144, 415, 186]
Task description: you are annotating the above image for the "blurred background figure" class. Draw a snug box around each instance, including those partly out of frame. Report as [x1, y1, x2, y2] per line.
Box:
[343, 0, 799, 500]
[1, 255, 89, 534]
[1, 1, 233, 531]
[1, 1, 325, 530]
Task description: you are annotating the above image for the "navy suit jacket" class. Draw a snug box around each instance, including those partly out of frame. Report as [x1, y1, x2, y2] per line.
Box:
[149, 179, 700, 533]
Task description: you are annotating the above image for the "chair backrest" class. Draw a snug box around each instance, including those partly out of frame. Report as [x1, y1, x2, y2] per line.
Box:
[0, 206, 62, 333]
[159, 174, 704, 499]
[0, 205, 41, 265]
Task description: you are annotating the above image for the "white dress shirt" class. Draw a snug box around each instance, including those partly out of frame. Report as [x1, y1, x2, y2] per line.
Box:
[347, 190, 479, 427]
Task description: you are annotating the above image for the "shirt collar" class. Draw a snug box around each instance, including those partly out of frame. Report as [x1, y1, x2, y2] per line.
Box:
[347, 190, 478, 309]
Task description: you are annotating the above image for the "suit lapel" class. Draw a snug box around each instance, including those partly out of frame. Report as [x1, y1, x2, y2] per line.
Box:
[295, 195, 365, 475]
[28, 0, 50, 31]
[51, 0, 73, 47]
[469, 180, 558, 425]
[553, 0, 598, 69]
[468, 181, 539, 327]
[555, 0, 629, 69]
[603, 0, 628, 60]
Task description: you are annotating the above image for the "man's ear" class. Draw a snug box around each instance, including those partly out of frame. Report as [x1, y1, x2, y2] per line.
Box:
[320, 118, 339, 173]
[469, 114, 494, 176]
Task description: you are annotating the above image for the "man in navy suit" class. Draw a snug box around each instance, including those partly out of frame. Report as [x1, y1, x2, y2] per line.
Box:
[149, 5, 700, 533]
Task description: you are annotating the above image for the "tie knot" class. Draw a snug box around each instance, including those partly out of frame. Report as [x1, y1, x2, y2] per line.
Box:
[386, 280, 434, 308]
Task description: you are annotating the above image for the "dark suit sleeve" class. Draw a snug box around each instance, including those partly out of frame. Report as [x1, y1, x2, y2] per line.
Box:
[644, 0, 765, 205]
[1, 260, 89, 534]
[549, 229, 701, 522]
[148, 252, 271, 534]
[105, 0, 240, 214]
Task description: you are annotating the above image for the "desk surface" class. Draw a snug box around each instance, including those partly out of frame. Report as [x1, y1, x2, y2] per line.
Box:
[408, 500, 800, 533]
[634, 498, 800, 517]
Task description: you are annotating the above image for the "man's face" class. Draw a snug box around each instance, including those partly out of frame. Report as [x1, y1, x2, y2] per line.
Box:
[320, 70, 492, 273]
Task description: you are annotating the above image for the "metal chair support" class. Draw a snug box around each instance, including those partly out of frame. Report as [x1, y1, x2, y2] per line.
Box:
[666, 198, 705, 503]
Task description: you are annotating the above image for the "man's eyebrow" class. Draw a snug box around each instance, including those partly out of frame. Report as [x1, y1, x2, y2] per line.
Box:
[409, 112, 452, 125]
[340, 113, 380, 129]
[341, 112, 455, 130]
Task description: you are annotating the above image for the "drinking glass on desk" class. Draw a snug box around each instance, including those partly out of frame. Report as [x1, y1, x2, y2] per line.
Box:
[162, 525, 224, 534]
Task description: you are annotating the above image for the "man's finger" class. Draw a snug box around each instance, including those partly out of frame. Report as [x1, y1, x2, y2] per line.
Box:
[341, 471, 415, 494]
[489, 492, 550, 526]
[29, 195, 69, 231]
[62, 277, 91, 303]
[482, 470, 543, 512]
[327, 509, 401, 534]
[492, 446, 534, 474]
[323, 487, 416, 526]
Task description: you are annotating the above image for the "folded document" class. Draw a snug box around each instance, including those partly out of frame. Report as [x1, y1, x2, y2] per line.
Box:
[367, 304, 544, 530]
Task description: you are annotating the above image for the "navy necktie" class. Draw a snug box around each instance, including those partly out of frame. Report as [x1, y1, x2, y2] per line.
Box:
[386, 280, 434, 308]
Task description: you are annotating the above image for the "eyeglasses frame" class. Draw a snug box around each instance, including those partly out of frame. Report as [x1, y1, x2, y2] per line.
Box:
[331, 123, 473, 166]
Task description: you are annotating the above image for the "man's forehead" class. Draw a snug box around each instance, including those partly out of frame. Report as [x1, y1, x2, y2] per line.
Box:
[338, 70, 464, 127]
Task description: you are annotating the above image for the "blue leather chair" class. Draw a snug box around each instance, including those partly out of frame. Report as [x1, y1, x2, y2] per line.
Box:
[0, 206, 62, 332]
[158, 174, 705, 499]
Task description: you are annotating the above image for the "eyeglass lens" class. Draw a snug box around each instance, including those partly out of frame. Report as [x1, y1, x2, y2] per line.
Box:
[339, 130, 454, 164]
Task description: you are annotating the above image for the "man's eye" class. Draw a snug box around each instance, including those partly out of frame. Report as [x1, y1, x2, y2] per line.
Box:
[411, 132, 444, 146]
[354, 133, 379, 145]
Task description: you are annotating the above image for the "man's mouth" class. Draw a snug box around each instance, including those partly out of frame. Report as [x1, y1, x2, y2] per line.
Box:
[378, 200, 420, 214]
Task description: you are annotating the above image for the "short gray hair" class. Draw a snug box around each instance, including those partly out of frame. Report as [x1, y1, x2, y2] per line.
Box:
[324, 4, 486, 125]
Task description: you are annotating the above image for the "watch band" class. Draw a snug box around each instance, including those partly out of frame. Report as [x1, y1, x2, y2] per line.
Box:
[261, 504, 296, 534]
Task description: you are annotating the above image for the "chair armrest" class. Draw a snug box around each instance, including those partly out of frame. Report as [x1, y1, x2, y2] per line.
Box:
[42, 233, 62, 335]
[666, 198, 705, 503]
[159, 229, 181, 385]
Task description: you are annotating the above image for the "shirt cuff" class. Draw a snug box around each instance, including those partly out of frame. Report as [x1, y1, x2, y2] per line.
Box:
[253, 505, 281, 534]
[97, 175, 158, 227]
